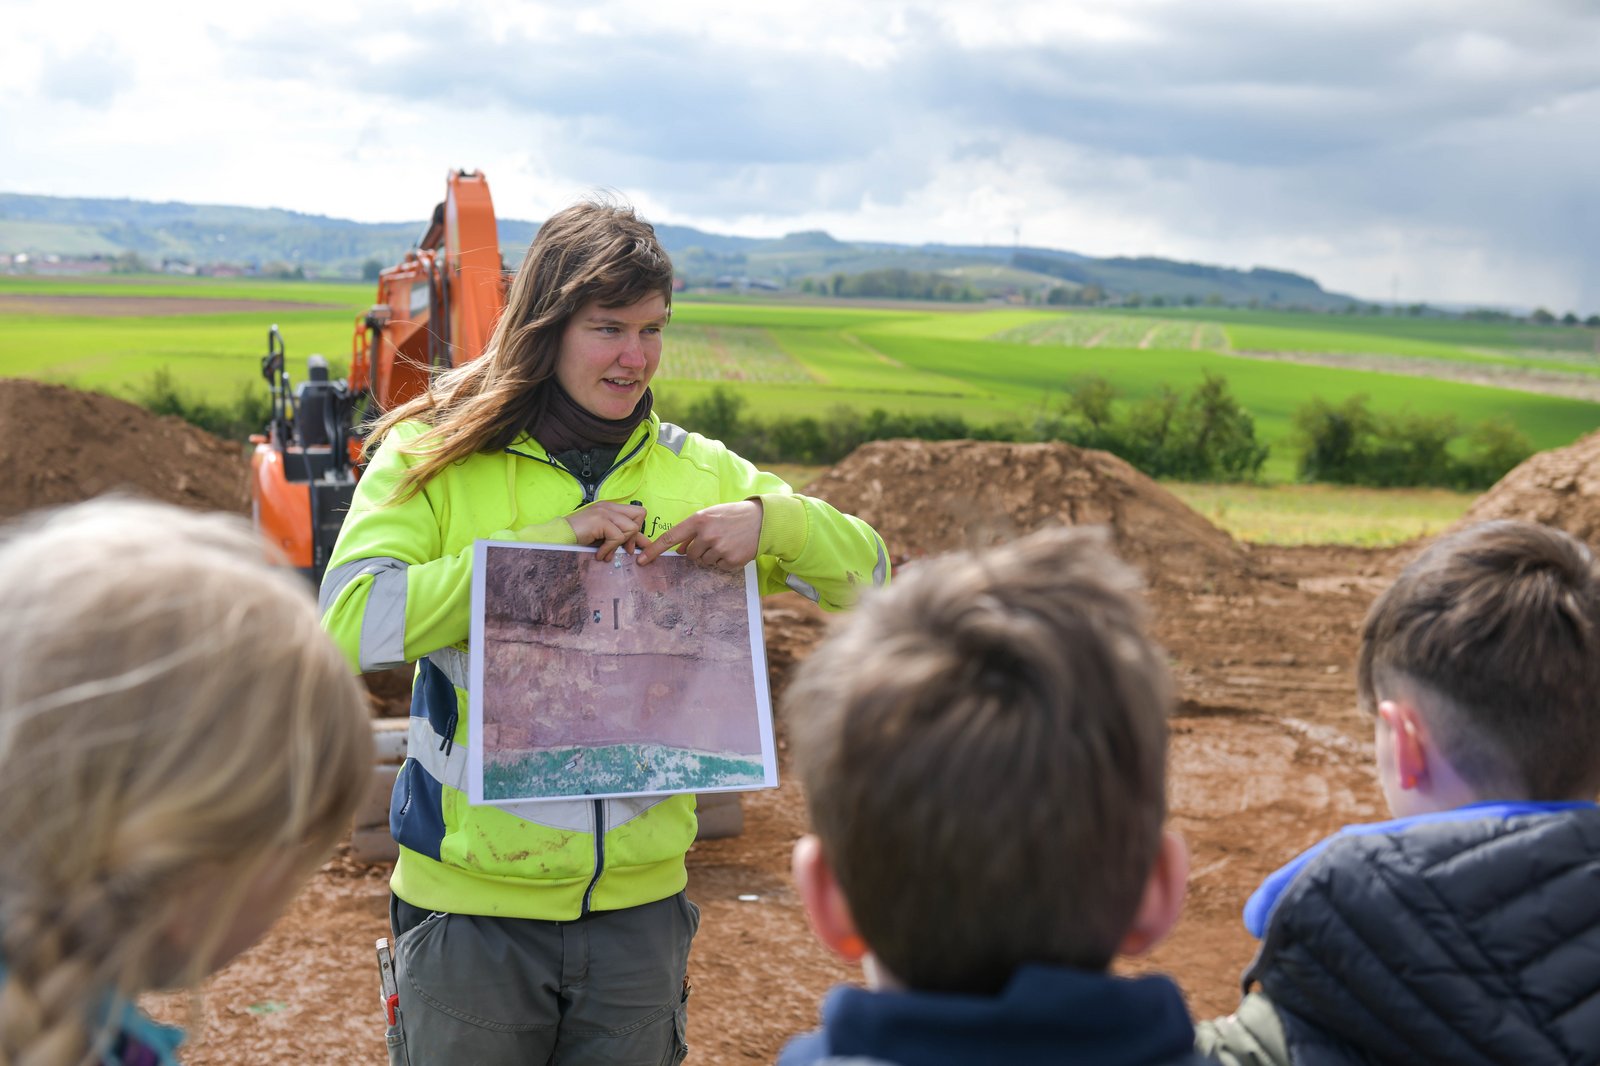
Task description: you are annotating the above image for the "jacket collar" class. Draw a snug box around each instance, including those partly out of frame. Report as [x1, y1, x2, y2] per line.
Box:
[781, 965, 1196, 1066]
[509, 411, 660, 465]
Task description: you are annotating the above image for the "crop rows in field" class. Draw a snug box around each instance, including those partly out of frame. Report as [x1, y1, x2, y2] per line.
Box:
[992, 314, 1227, 351]
[7, 280, 1600, 487]
[656, 325, 815, 384]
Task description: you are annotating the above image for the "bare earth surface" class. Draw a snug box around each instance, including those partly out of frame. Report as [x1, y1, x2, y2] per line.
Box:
[11, 380, 1600, 1063]
[0, 293, 341, 316]
[0, 379, 250, 519]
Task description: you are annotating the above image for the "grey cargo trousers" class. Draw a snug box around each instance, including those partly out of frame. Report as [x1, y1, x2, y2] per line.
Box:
[387, 892, 698, 1065]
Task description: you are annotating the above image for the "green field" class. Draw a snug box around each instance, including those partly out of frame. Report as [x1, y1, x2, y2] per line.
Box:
[1166, 483, 1475, 547]
[0, 275, 366, 397]
[5, 275, 1599, 485]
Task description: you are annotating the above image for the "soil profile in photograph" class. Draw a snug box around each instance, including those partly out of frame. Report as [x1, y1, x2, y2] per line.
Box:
[473, 544, 773, 801]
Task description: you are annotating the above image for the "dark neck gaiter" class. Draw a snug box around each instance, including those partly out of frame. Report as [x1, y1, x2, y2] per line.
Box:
[530, 383, 654, 455]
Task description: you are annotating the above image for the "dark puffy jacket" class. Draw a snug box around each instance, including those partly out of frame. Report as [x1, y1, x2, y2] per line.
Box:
[1199, 808, 1600, 1065]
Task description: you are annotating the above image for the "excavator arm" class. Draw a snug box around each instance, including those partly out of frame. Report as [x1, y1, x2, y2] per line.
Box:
[254, 169, 508, 582]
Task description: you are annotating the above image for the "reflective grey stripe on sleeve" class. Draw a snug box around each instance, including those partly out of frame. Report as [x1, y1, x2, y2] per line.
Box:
[319, 556, 398, 617]
[357, 560, 410, 671]
[427, 647, 470, 691]
[873, 540, 888, 587]
[657, 421, 689, 456]
[785, 573, 821, 603]
[319, 555, 411, 670]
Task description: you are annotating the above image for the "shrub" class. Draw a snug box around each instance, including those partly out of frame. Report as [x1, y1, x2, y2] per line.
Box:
[1292, 394, 1532, 489]
[126, 368, 272, 441]
[675, 377, 1270, 482]
[1057, 372, 1268, 481]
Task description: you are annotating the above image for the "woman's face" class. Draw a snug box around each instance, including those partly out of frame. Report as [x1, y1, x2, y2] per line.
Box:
[554, 293, 667, 421]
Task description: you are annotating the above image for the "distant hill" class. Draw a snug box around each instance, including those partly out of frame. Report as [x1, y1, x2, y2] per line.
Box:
[0, 192, 1357, 309]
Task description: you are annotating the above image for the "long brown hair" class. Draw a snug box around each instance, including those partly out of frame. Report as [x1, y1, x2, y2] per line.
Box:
[367, 198, 674, 502]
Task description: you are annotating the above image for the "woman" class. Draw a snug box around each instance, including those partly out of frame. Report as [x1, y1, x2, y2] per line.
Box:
[320, 200, 889, 1065]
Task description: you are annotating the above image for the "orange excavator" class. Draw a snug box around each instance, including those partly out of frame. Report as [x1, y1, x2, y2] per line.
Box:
[250, 170, 508, 582]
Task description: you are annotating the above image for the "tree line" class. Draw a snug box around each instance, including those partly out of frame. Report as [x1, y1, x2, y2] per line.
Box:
[127, 367, 1534, 492]
[675, 378, 1531, 490]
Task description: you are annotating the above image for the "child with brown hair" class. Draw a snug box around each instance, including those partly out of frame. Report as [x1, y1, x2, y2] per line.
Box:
[1200, 520, 1600, 1064]
[0, 498, 373, 1066]
[779, 526, 1204, 1066]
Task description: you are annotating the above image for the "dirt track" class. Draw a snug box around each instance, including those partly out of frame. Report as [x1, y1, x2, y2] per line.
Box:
[11, 380, 1599, 1063]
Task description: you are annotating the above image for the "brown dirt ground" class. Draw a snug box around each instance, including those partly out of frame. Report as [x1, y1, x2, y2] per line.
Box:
[137, 438, 1404, 1063]
[1457, 425, 1600, 542]
[0, 379, 251, 519]
[11, 381, 1587, 1063]
[0, 294, 340, 316]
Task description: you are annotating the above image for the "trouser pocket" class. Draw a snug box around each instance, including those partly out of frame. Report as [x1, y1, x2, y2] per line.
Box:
[662, 978, 691, 1066]
[385, 1018, 411, 1066]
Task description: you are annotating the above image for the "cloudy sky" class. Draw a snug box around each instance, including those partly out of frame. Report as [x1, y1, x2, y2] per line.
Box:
[6, 0, 1597, 311]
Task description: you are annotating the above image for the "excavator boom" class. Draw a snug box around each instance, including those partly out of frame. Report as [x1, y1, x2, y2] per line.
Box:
[253, 169, 508, 581]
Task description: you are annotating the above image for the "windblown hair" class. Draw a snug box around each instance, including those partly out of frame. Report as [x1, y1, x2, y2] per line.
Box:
[785, 526, 1174, 995]
[368, 198, 674, 501]
[0, 499, 372, 1066]
[1357, 519, 1600, 799]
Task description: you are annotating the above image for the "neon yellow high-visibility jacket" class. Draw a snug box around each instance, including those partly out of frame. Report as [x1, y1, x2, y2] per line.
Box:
[320, 414, 889, 920]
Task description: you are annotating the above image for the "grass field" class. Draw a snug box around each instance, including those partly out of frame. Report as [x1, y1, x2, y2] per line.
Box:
[1, 277, 366, 399]
[1165, 483, 1474, 546]
[5, 275, 1599, 487]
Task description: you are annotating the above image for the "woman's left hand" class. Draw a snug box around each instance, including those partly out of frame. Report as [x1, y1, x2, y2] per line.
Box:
[636, 500, 763, 571]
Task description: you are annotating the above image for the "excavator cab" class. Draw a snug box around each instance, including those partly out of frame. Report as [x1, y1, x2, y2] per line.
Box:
[250, 326, 359, 584]
[248, 169, 508, 589]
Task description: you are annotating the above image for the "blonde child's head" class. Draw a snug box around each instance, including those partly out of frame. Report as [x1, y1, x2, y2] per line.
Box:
[0, 498, 373, 1066]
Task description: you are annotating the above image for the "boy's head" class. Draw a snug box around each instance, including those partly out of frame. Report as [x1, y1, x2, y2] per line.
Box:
[1358, 519, 1600, 813]
[785, 526, 1185, 996]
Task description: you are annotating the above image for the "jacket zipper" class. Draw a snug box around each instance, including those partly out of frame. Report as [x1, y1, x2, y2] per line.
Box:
[506, 430, 651, 916]
[582, 799, 605, 915]
[505, 432, 649, 505]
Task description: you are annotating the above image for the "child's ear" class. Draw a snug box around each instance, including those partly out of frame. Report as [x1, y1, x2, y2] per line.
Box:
[1379, 699, 1430, 792]
[1117, 829, 1188, 958]
[792, 834, 868, 964]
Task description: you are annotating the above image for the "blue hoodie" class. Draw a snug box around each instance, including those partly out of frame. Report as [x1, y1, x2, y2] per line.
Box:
[778, 964, 1204, 1066]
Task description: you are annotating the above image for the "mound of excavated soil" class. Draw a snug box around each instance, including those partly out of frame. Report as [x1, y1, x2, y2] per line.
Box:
[1458, 428, 1600, 547]
[0, 378, 249, 520]
[804, 438, 1252, 592]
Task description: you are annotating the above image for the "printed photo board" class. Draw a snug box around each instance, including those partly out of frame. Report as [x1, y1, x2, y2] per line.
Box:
[467, 541, 778, 804]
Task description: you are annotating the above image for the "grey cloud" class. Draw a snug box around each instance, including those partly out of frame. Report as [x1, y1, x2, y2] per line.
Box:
[215, 2, 1599, 305]
[903, 7, 1600, 167]
[231, 5, 1600, 181]
[37, 39, 135, 109]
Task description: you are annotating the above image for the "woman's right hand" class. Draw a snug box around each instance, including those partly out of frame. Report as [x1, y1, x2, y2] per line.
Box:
[565, 501, 649, 561]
